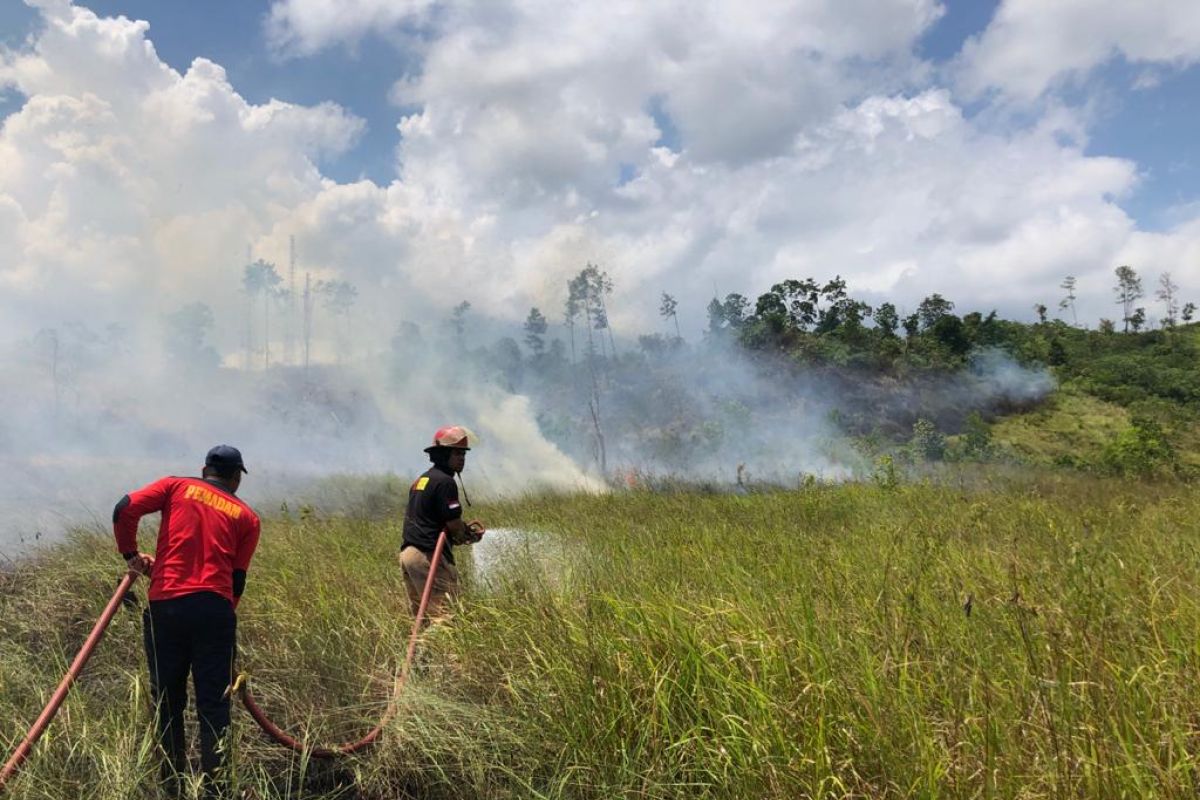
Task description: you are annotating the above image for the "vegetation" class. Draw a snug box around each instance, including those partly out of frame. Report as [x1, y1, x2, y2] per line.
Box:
[439, 263, 1199, 479]
[2, 476, 1199, 798]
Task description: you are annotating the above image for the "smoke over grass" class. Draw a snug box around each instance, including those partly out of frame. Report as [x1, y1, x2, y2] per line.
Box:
[0, 304, 1055, 554]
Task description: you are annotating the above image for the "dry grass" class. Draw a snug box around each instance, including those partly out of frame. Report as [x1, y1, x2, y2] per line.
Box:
[1, 474, 1198, 798]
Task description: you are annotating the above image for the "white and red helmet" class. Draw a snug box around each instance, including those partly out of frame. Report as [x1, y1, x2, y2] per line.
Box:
[424, 425, 473, 453]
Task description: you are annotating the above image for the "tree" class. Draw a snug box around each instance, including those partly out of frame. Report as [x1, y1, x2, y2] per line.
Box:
[721, 294, 749, 328]
[1113, 265, 1143, 333]
[875, 302, 899, 337]
[768, 278, 821, 330]
[1183, 302, 1196, 324]
[449, 300, 471, 350]
[910, 418, 946, 461]
[961, 411, 993, 458]
[566, 264, 615, 471]
[563, 291, 580, 364]
[706, 297, 725, 335]
[243, 259, 282, 369]
[1102, 415, 1175, 477]
[164, 302, 219, 369]
[1129, 307, 1146, 333]
[902, 313, 920, 340]
[1156, 272, 1180, 327]
[1059, 275, 1078, 325]
[492, 336, 524, 391]
[815, 276, 849, 333]
[523, 307, 548, 356]
[317, 279, 358, 363]
[659, 292, 681, 339]
[1033, 303, 1048, 324]
[1099, 318, 1116, 334]
[917, 294, 954, 330]
[568, 264, 616, 359]
[930, 314, 971, 357]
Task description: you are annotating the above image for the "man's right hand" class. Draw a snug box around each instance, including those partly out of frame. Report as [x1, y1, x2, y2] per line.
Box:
[124, 552, 154, 576]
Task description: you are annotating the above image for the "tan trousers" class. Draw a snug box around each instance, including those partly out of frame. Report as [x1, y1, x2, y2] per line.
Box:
[399, 546, 460, 620]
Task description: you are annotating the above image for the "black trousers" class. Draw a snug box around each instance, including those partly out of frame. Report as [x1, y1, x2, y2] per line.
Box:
[142, 591, 236, 785]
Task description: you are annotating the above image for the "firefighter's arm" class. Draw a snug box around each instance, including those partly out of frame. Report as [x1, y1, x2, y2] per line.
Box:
[438, 480, 482, 545]
[232, 514, 261, 609]
[446, 518, 486, 545]
[113, 479, 169, 573]
[445, 517, 468, 544]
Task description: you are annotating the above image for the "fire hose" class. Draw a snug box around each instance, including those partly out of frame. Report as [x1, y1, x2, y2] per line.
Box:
[0, 527, 461, 789]
[235, 529, 449, 757]
[0, 570, 141, 791]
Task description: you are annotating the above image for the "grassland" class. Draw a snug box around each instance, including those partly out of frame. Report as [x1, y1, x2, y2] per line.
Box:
[1, 475, 1199, 798]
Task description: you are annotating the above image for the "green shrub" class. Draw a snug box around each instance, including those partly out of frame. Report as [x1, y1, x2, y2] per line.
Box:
[910, 417, 946, 461]
[1101, 415, 1176, 477]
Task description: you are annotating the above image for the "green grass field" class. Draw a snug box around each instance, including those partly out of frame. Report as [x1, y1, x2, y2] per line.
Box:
[1, 476, 1199, 798]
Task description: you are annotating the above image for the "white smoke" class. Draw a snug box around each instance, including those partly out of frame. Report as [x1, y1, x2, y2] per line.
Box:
[0, 0, 1160, 551]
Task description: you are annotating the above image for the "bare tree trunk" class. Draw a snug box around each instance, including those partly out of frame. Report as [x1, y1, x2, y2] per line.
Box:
[303, 273, 312, 374]
[245, 295, 253, 371]
[263, 293, 270, 370]
[600, 295, 617, 357]
[49, 330, 59, 425]
[588, 397, 607, 475]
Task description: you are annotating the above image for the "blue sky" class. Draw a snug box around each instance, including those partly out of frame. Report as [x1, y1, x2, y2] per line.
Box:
[2, 0, 1194, 232]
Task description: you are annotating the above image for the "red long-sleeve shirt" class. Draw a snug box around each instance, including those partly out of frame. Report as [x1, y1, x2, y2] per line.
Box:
[114, 476, 261, 604]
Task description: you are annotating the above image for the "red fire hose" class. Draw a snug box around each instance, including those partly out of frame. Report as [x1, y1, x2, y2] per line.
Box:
[236, 529, 448, 757]
[0, 570, 141, 791]
[1, 528, 455, 789]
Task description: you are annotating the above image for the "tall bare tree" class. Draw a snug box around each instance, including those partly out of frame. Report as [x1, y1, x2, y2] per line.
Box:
[563, 292, 580, 365]
[243, 259, 282, 369]
[1156, 271, 1180, 328]
[317, 279, 358, 363]
[1113, 265, 1143, 333]
[660, 292, 681, 339]
[1058, 275, 1078, 326]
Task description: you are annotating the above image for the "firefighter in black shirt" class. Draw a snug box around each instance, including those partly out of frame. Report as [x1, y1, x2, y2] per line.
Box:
[400, 426, 484, 618]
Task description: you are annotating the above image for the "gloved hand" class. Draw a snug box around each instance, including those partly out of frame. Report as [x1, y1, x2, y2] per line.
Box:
[465, 520, 486, 544]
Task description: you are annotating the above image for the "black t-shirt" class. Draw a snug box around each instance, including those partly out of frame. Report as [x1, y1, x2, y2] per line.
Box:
[401, 466, 463, 563]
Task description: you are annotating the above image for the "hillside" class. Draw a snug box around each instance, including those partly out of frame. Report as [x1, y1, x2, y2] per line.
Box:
[986, 322, 1199, 475]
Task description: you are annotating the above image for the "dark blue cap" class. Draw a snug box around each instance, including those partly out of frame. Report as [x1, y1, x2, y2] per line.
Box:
[205, 444, 248, 474]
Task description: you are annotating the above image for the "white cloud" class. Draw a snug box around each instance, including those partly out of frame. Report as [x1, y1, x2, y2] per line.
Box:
[370, 1, 1196, 328]
[1, 0, 1197, 352]
[265, 0, 436, 57]
[957, 0, 1200, 100]
[0, 3, 365, 339]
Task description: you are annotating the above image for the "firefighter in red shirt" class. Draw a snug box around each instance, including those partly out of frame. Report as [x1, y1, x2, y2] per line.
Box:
[114, 445, 260, 798]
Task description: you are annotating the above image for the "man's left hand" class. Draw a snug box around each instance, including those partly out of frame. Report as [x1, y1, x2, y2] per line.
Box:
[124, 552, 154, 576]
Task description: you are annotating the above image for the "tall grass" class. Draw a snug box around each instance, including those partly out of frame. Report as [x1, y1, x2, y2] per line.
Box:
[1, 475, 1198, 798]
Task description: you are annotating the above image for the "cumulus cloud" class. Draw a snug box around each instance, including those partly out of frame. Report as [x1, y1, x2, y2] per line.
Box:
[957, 0, 1200, 100]
[4, 0, 1199, 347]
[0, 3, 366, 340]
[372, 1, 1196, 327]
[265, 0, 436, 57]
